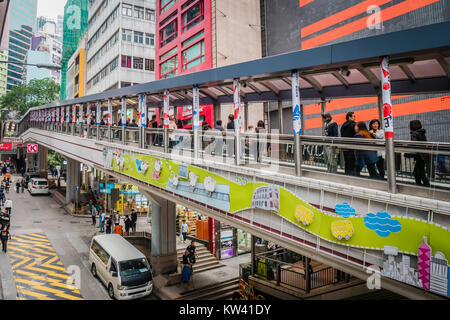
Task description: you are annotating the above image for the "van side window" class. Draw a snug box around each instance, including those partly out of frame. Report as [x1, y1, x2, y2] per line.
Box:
[110, 259, 117, 272]
[91, 240, 110, 265]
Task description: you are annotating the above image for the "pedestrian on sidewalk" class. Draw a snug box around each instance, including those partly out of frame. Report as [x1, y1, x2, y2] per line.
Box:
[0, 188, 5, 207]
[5, 180, 9, 194]
[131, 211, 137, 232]
[181, 220, 188, 243]
[106, 216, 113, 234]
[124, 215, 132, 234]
[113, 211, 120, 226]
[15, 180, 20, 193]
[91, 205, 97, 226]
[1, 225, 11, 253]
[99, 210, 106, 233]
[4, 198, 12, 215]
[88, 200, 93, 215]
[21, 179, 26, 193]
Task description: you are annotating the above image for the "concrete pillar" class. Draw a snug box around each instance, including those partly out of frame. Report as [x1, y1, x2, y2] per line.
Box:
[148, 193, 177, 275]
[65, 158, 81, 205]
[213, 102, 221, 125]
[278, 100, 283, 134]
[38, 146, 48, 178]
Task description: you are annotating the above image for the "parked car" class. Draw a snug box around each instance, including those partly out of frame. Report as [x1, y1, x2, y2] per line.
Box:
[89, 234, 153, 300]
[27, 178, 49, 195]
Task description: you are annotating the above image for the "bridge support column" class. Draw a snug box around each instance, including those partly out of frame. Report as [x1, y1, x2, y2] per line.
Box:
[149, 194, 177, 275]
[65, 158, 81, 206]
[38, 146, 48, 179]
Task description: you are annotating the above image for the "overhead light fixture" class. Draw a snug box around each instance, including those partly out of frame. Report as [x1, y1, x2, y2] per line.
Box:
[340, 67, 351, 77]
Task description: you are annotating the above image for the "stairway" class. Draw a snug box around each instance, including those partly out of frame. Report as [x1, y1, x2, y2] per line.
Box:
[176, 279, 240, 300]
[177, 245, 222, 273]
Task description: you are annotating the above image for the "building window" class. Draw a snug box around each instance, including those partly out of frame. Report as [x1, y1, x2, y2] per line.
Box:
[182, 40, 205, 71]
[182, 0, 204, 32]
[133, 57, 143, 70]
[160, 56, 177, 78]
[145, 59, 155, 71]
[134, 31, 144, 44]
[122, 3, 132, 16]
[134, 6, 144, 19]
[160, 20, 177, 47]
[145, 8, 155, 21]
[160, 0, 176, 14]
[145, 33, 155, 46]
[122, 29, 132, 42]
[121, 55, 132, 68]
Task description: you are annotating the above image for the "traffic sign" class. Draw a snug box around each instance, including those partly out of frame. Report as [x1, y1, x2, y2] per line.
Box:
[27, 144, 38, 153]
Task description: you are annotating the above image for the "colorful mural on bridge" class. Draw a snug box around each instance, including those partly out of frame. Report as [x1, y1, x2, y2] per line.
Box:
[110, 152, 450, 297]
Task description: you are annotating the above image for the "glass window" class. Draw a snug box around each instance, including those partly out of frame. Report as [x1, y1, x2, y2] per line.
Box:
[91, 241, 110, 265]
[134, 6, 144, 19]
[182, 40, 205, 71]
[122, 3, 132, 16]
[160, 46, 177, 61]
[145, 59, 155, 71]
[119, 258, 151, 278]
[160, 0, 175, 14]
[145, 8, 155, 21]
[133, 57, 143, 69]
[160, 56, 177, 78]
[182, 30, 204, 47]
[122, 29, 132, 42]
[182, 1, 204, 32]
[134, 31, 144, 44]
[145, 33, 155, 46]
[160, 20, 177, 47]
[121, 55, 132, 68]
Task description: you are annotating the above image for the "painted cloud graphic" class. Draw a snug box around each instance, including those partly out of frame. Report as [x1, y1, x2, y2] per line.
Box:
[335, 202, 356, 218]
[364, 211, 402, 237]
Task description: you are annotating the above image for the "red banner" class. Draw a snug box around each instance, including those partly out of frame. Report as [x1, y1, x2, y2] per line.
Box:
[0, 143, 12, 151]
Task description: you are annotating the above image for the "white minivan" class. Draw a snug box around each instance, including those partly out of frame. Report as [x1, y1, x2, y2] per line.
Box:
[89, 234, 153, 300]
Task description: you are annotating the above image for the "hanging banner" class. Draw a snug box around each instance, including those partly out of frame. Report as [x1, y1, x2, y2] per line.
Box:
[193, 85, 200, 130]
[56, 107, 60, 124]
[96, 101, 101, 125]
[233, 79, 240, 131]
[72, 105, 76, 123]
[107, 98, 112, 126]
[292, 71, 302, 135]
[140, 94, 147, 127]
[121, 96, 127, 126]
[51, 108, 55, 122]
[78, 105, 83, 124]
[86, 103, 91, 125]
[381, 56, 394, 139]
[163, 90, 169, 129]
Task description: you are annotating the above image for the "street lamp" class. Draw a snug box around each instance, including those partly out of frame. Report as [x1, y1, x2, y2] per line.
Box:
[0, 60, 61, 70]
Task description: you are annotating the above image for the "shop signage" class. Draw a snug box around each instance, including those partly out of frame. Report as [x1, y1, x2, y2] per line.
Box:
[99, 183, 139, 194]
[0, 143, 12, 151]
[3, 137, 22, 144]
[27, 144, 38, 153]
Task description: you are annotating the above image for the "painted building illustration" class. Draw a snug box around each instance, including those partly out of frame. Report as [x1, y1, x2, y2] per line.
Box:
[251, 185, 279, 212]
[429, 252, 448, 297]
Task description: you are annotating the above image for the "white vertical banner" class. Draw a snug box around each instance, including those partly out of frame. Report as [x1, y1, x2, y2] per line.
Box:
[233, 78, 241, 131]
[86, 103, 91, 125]
[163, 90, 169, 129]
[140, 94, 147, 127]
[51, 108, 55, 122]
[292, 70, 302, 135]
[60, 107, 64, 124]
[193, 85, 200, 130]
[65, 106, 70, 123]
[78, 104, 83, 124]
[107, 98, 112, 126]
[72, 105, 76, 123]
[96, 101, 101, 125]
[381, 56, 394, 139]
[39, 110, 42, 122]
[56, 107, 60, 124]
[121, 96, 127, 126]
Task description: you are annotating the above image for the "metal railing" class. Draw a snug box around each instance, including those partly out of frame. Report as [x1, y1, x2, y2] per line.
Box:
[22, 121, 450, 191]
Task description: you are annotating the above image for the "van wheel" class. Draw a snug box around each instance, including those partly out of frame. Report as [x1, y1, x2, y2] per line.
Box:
[108, 283, 115, 299]
[91, 264, 97, 277]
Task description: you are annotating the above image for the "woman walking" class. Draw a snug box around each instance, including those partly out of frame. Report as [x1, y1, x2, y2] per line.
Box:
[369, 119, 385, 179]
[354, 122, 380, 179]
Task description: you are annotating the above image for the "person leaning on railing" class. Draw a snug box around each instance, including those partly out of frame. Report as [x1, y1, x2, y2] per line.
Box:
[353, 121, 381, 179]
[340, 112, 357, 176]
[321, 113, 339, 174]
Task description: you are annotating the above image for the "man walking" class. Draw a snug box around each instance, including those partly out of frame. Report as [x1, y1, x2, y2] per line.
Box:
[99, 210, 106, 233]
[321, 113, 339, 173]
[1, 225, 11, 253]
[340, 112, 357, 175]
[181, 220, 188, 243]
[124, 215, 132, 234]
[106, 216, 113, 234]
[131, 211, 137, 232]
[91, 204, 97, 226]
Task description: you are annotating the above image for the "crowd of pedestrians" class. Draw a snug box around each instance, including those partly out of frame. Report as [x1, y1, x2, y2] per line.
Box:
[322, 111, 430, 186]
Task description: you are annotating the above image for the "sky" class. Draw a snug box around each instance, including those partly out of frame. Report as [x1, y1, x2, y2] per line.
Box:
[36, 0, 66, 20]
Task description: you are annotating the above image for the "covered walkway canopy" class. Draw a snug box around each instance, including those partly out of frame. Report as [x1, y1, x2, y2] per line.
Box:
[26, 21, 450, 110]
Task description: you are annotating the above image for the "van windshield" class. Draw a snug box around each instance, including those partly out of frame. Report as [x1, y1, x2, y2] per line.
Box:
[119, 258, 150, 277]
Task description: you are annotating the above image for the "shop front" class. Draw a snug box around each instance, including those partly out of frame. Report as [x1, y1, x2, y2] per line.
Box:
[99, 182, 150, 216]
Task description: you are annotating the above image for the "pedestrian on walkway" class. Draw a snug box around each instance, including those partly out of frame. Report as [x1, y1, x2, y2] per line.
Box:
[113, 211, 120, 226]
[340, 112, 357, 176]
[181, 249, 193, 283]
[1, 225, 11, 253]
[0, 188, 5, 207]
[131, 211, 137, 232]
[91, 205, 97, 226]
[408, 120, 431, 187]
[88, 200, 93, 215]
[369, 119, 385, 179]
[187, 241, 198, 268]
[181, 220, 188, 243]
[99, 210, 106, 233]
[106, 216, 113, 234]
[15, 180, 20, 193]
[5, 180, 9, 194]
[4, 198, 12, 215]
[354, 121, 380, 179]
[124, 215, 132, 233]
[21, 179, 26, 193]
[321, 113, 339, 174]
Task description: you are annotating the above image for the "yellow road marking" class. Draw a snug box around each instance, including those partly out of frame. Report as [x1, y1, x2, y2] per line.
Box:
[8, 247, 49, 260]
[15, 286, 56, 300]
[14, 269, 71, 284]
[11, 256, 34, 270]
[14, 234, 49, 242]
[41, 256, 67, 272]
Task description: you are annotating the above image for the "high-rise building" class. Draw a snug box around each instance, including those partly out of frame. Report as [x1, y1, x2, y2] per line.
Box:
[0, 50, 8, 96]
[6, 0, 37, 91]
[85, 0, 156, 95]
[56, 15, 64, 41]
[66, 32, 87, 98]
[155, 0, 263, 128]
[60, 0, 88, 100]
[260, 0, 450, 142]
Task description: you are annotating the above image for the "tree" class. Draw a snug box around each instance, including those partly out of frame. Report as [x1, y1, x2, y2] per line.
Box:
[0, 78, 60, 120]
[48, 149, 64, 169]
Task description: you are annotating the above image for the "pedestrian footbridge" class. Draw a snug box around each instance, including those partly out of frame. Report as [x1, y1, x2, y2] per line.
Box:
[16, 22, 450, 299]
